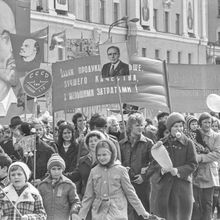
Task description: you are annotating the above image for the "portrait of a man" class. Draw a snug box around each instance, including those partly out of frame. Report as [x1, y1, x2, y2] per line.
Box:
[101, 46, 129, 78]
[19, 38, 39, 62]
[0, 0, 18, 104]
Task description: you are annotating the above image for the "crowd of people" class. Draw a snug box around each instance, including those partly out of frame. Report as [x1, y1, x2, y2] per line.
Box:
[0, 110, 220, 220]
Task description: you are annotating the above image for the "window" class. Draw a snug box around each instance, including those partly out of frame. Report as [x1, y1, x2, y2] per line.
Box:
[113, 2, 119, 23]
[58, 48, 63, 60]
[142, 48, 147, 57]
[218, 0, 220, 16]
[36, 0, 48, 12]
[167, 51, 170, 63]
[176, 14, 180, 35]
[85, 0, 90, 21]
[153, 9, 158, 30]
[178, 52, 181, 64]
[165, 11, 169, 32]
[218, 32, 220, 45]
[155, 49, 160, 59]
[188, 53, 192, 64]
[100, 0, 105, 24]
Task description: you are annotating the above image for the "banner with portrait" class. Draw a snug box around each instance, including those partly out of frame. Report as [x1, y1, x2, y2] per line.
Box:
[99, 42, 130, 78]
[0, 0, 30, 118]
[10, 34, 44, 75]
[186, 0, 194, 33]
[52, 55, 169, 112]
[140, 0, 151, 26]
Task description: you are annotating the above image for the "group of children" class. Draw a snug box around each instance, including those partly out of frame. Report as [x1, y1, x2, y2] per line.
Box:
[0, 136, 163, 219]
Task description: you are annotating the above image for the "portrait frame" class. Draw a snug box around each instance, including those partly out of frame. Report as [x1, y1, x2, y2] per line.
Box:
[99, 42, 130, 78]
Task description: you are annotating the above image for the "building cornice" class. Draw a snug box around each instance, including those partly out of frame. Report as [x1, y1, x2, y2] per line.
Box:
[31, 11, 207, 46]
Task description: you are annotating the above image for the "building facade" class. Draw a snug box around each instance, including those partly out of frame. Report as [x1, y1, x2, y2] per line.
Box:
[30, 0, 211, 119]
[31, 0, 208, 64]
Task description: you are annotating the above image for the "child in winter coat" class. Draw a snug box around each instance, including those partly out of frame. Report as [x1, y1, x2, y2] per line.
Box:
[0, 161, 46, 220]
[78, 139, 161, 220]
[184, 115, 210, 154]
[38, 153, 81, 220]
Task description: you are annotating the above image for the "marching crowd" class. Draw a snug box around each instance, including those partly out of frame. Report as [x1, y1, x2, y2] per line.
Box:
[0, 110, 220, 220]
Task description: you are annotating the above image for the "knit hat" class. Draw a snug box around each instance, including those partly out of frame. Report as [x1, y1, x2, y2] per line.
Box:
[166, 112, 185, 131]
[47, 153, 66, 171]
[8, 161, 31, 181]
[198, 112, 212, 125]
[186, 115, 198, 130]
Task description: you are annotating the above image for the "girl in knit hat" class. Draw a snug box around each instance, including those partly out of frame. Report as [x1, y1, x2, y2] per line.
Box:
[78, 139, 162, 220]
[184, 115, 210, 154]
[150, 112, 198, 220]
[38, 153, 81, 220]
[0, 161, 46, 220]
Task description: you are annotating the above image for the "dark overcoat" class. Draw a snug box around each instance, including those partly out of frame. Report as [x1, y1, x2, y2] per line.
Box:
[150, 134, 198, 220]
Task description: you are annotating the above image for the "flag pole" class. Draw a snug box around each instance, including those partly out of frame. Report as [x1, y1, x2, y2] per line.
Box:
[115, 77, 127, 139]
[163, 60, 172, 113]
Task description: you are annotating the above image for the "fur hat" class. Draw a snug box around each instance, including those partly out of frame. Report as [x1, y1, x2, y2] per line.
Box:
[186, 115, 198, 130]
[166, 112, 185, 131]
[198, 112, 212, 125]
[85, 130, 106, 148]
[8, 161, 31, 181]
[47, 153, 66, 171]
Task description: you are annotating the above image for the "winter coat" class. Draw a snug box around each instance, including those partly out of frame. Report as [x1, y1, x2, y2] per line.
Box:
[0, 182, 46, 220]
[66, 153, 97, 198]
[78, 161, 147, 220]
[38, 175, 81, 220]
[150, 134, 198, 220]
[120, 134, 153, 213]
[193, 129, 220, 188]
[58, 142, 79, 172]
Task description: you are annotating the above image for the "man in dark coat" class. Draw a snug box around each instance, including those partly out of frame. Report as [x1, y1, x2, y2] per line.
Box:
[101, 46, 129, 78]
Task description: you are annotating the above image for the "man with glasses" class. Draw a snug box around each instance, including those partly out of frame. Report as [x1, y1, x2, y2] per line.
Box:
[101, 45, 129, 78]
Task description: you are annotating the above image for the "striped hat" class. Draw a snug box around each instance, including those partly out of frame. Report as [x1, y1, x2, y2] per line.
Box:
[186, 115, 198, 130]
[47, 153, 66, 171]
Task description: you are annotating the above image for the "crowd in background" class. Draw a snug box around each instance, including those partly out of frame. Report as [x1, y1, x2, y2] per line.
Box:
[0, 110, 220, 220]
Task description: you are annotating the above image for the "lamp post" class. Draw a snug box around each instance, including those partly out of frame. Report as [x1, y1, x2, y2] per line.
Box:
[107, 16, 139, 41]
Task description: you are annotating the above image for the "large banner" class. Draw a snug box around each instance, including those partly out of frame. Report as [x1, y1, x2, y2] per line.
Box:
[52, 56, 169, 112]
[0, 0, 30, 119]
[168, 64, 220, 112]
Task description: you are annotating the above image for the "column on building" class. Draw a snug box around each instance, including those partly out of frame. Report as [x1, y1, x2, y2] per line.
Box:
[194, 0, 199, 38]
[201, 0, 208, 41]
[149, 0, 155, 31]
[48, 0, 56, 15]
[182, 0, 188, 37]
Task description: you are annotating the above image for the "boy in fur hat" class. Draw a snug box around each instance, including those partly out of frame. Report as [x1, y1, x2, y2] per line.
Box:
[38, 153, 81, 220]
[0, 161, 46, 220]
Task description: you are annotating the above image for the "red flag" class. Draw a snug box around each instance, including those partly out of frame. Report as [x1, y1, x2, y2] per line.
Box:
[49, 30, 66, 50]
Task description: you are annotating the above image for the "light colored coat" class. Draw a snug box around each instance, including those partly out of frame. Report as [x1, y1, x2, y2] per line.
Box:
[193, 129, 220, 188]
[0, 182, 46, 220]
[78, 161, 147, 220]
